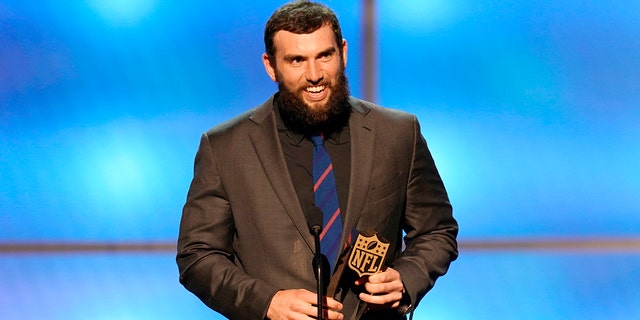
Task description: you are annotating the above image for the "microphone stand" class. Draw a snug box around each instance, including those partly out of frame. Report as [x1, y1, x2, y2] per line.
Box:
[311, 224, 324, 320]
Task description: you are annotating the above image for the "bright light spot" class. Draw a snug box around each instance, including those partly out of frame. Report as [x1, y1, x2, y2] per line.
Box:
[102, 153, 144, 196]
[380, 0, 465, 32]
[86, 0, 157, 26]
[75, 119, 164, 209]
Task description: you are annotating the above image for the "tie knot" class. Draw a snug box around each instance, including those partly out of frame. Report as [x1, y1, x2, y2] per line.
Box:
[310, 135, 324, 147]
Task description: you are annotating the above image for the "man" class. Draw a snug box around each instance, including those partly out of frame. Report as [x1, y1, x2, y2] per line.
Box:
[176, 1, 458, 319]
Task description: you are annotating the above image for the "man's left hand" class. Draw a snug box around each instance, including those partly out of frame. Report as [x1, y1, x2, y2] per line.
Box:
[355, 267, 405, 309]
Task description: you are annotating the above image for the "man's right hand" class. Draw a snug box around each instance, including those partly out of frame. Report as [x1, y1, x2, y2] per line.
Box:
[266, 289, 344, 319]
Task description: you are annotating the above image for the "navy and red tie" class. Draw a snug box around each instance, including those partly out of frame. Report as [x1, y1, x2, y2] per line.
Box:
[310, 134, 343, 273]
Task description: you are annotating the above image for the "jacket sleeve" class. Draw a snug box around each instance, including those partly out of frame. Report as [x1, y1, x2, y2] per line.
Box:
[392, 116, 459, 309]
[176, 133, 279, 320]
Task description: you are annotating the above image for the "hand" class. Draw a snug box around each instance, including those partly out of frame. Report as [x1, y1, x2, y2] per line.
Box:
[266, 289, 344, 320]
[355, 267, 405, 309]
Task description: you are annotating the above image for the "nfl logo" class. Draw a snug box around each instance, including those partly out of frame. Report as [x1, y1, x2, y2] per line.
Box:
[347, 231, 390, 277]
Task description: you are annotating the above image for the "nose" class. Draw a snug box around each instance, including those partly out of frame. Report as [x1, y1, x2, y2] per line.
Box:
[305, 60, 323, 84]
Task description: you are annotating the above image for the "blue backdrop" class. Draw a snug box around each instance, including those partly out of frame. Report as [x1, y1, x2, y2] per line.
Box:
[1, 1, 639, 319]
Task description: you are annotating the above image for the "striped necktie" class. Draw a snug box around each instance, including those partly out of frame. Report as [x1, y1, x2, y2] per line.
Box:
[310, 134, 343, 273]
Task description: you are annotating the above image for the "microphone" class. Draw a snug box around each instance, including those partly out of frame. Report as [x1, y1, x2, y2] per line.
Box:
[308, 206, 323, 236]
[308, 206, 324, 319]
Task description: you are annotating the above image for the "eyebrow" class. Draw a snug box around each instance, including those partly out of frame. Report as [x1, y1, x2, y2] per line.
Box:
[283, 47, 337, 63]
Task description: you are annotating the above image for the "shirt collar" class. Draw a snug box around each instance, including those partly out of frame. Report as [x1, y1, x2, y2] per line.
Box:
[274, 102, 306, 146]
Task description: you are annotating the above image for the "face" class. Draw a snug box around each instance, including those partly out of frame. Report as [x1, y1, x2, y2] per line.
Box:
[262, 25, 348, 114]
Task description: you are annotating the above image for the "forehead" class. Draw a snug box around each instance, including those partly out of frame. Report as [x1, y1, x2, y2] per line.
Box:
[271, 25, 338, 57]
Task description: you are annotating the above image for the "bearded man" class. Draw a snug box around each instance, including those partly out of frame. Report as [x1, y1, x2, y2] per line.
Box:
[176, 1, 458, 319]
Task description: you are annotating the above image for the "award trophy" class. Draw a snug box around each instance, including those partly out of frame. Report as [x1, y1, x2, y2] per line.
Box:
[327, 230, 390, 320]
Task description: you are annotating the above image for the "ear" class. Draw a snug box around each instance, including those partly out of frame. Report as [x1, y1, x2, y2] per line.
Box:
[262, 53, 278, 82]
[341, 39, 348, 68]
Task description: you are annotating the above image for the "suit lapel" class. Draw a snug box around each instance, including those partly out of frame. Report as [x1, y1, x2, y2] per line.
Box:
[248, 98, 315, 251]
[246, 97, 376, 252]
[343, 98, 375, 245]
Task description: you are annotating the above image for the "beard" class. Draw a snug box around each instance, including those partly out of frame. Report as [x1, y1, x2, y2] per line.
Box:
[276, 68, 351, 136]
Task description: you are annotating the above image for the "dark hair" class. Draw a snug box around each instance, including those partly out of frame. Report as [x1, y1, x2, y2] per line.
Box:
[264, 0, 343, 59]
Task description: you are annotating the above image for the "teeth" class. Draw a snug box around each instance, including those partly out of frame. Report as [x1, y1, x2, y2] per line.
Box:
[306, 85, 324, 93]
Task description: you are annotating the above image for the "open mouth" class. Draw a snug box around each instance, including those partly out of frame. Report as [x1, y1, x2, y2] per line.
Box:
[301, 83, 330, 104]
[305, 85, 325, 94]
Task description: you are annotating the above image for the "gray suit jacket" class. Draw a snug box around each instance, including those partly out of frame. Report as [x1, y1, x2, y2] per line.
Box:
[177, 96, 458, 319]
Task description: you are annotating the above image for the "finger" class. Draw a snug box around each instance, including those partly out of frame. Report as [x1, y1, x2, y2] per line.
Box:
[292, 290, 321, 314]
[364, 281, 403, 295]
[367, 272, 388, 283]
[299, 289, 319, 303]
[359, 291, 402, 307]
[323, 307, 345, 320]
[291, 289, 329, 318]
[324, 297, 344, 312]
[268, 289, 322, 319]
[368, 267, 399, 283]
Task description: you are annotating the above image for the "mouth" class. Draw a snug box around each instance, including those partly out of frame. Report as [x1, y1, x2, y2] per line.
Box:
[303, 84, 329, 102]
[305, 85, 325, 93]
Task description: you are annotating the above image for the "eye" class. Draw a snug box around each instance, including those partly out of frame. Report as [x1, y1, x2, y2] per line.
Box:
[288, 57, 303, 66]
[319, 52, 333, 61]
